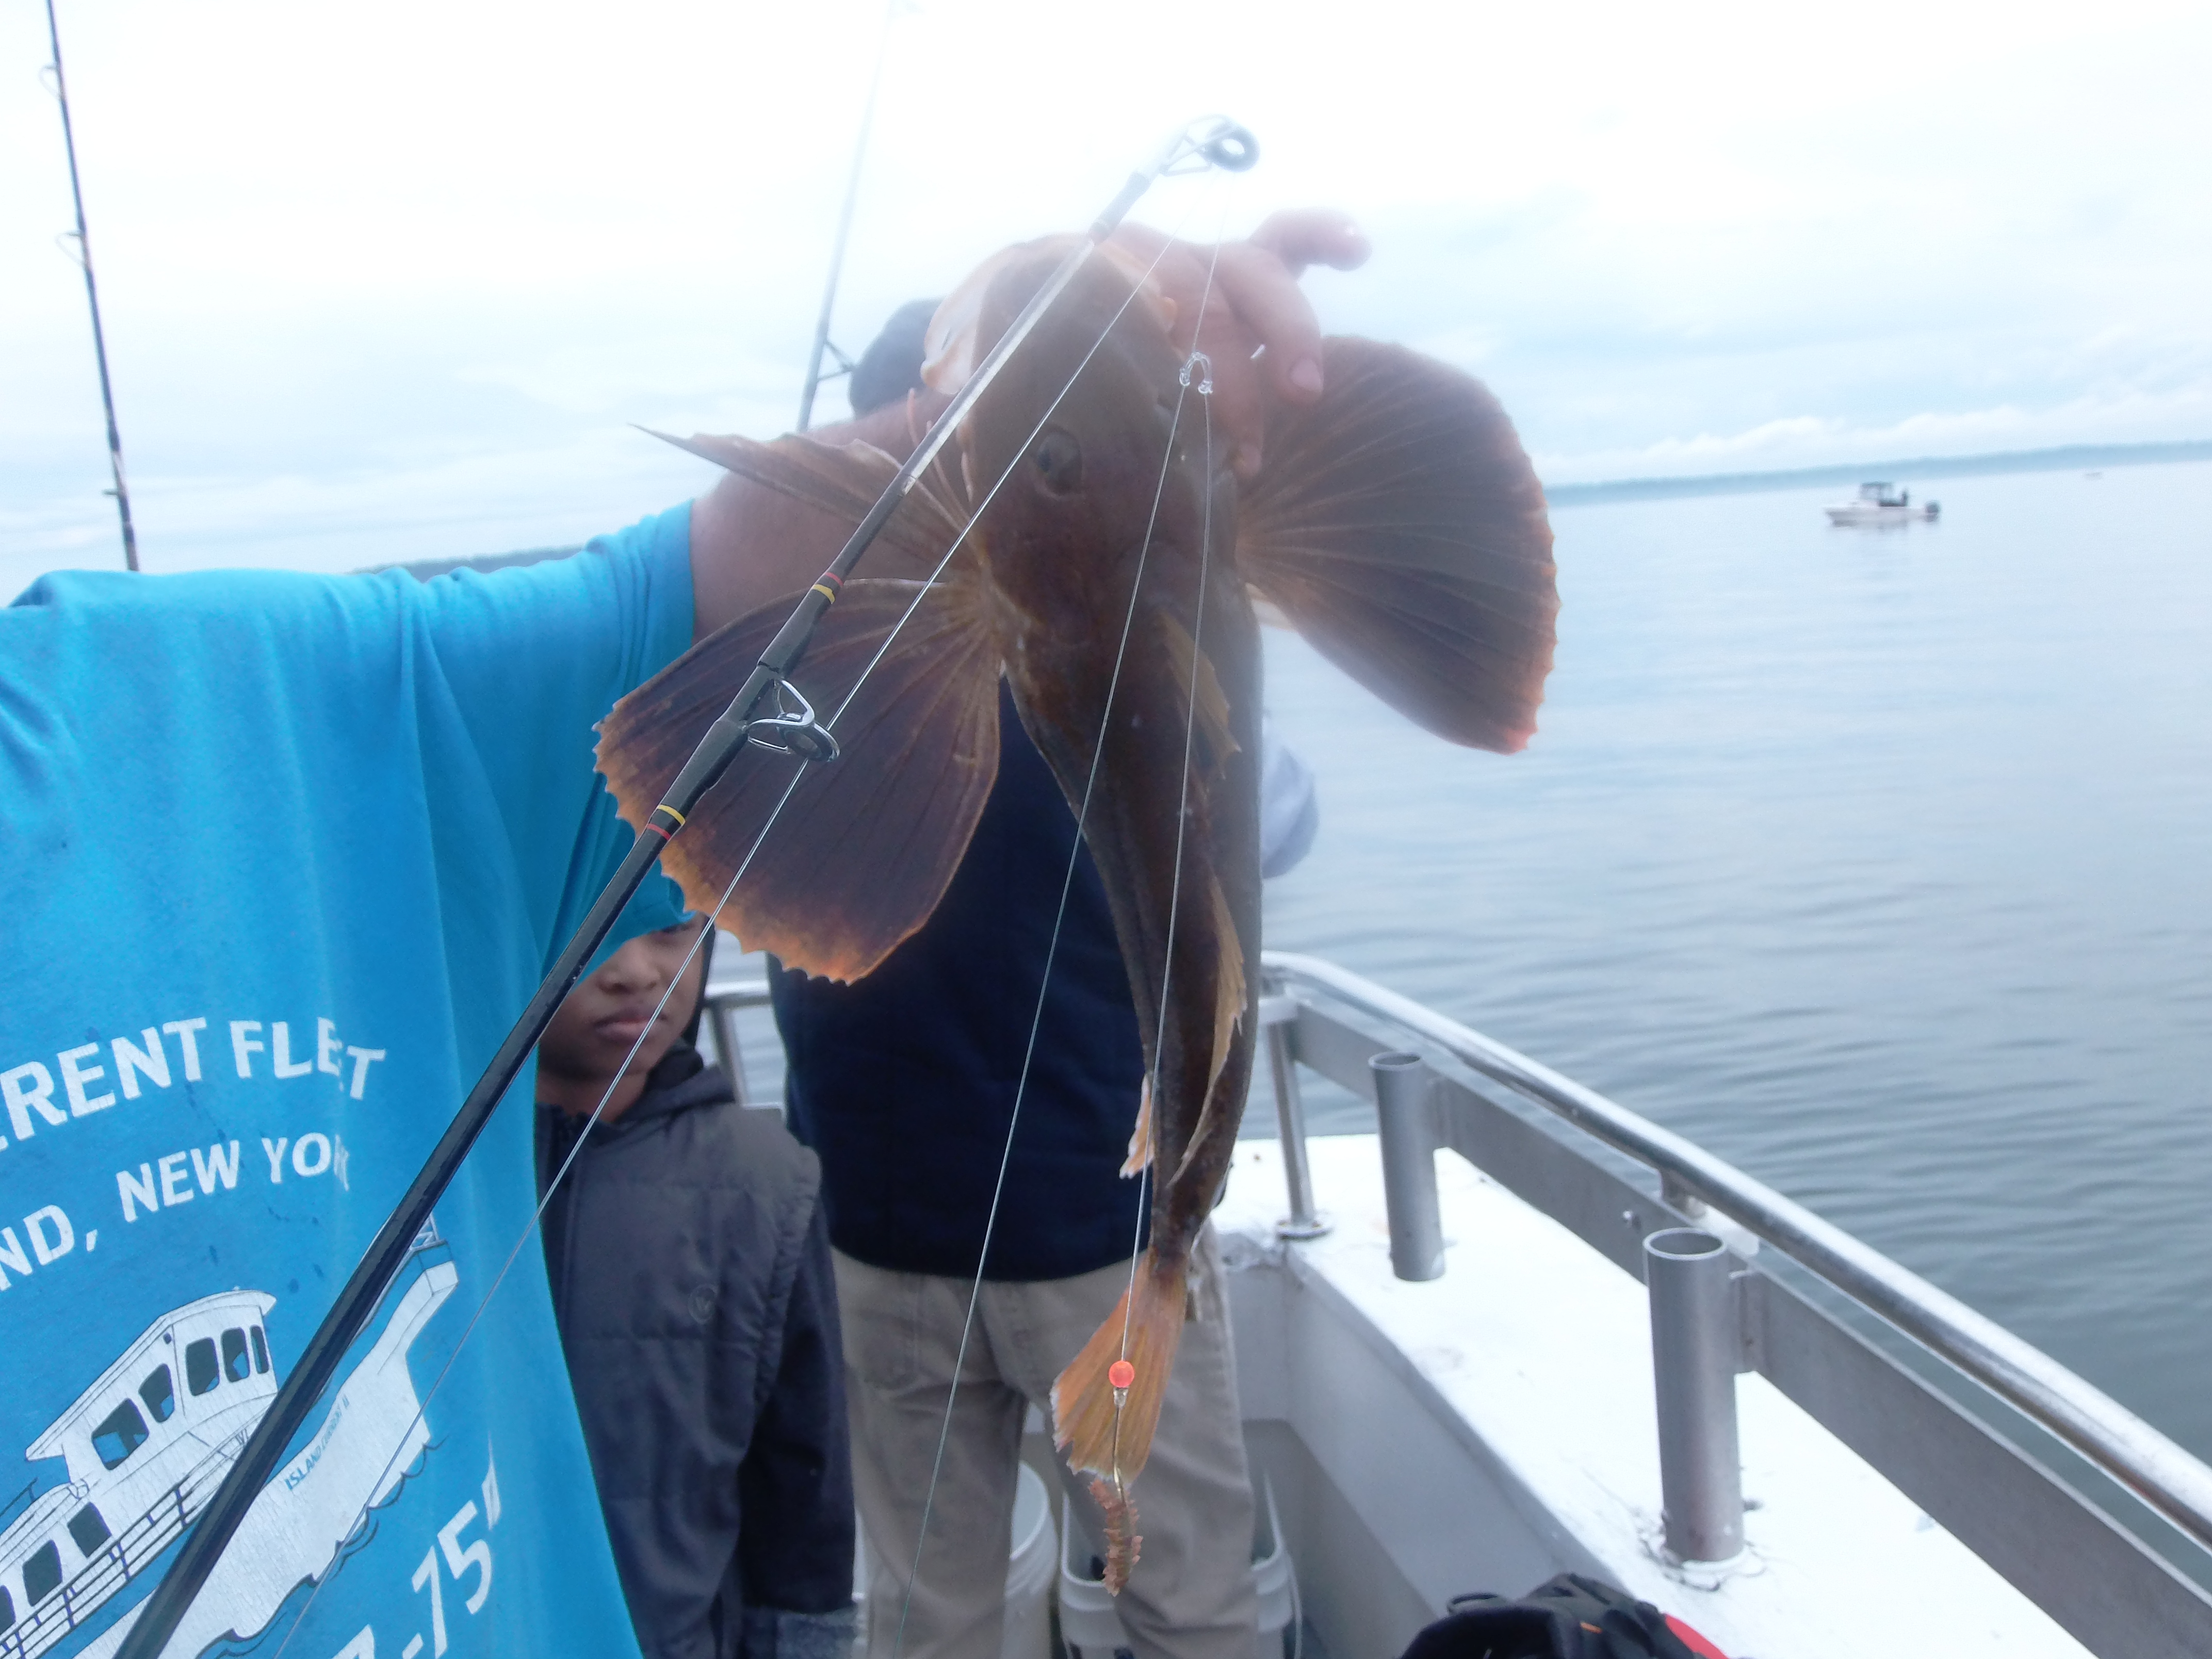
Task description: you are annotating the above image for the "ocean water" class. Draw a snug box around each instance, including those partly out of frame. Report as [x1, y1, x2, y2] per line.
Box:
[1258, 459, 2212, 1460]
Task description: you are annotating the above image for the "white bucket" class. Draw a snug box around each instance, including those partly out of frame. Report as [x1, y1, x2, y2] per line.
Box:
[1003, 1461, 1058, 1659]
[1057, 1476, 1294, 1659]
[850, 1461, 1059, 1659]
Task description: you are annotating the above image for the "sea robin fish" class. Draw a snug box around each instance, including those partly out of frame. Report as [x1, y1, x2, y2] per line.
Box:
[595, 237, 1557, 1589]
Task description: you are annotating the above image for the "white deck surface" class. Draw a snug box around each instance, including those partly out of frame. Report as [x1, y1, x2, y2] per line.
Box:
[1215, 1133, 2091, 1658]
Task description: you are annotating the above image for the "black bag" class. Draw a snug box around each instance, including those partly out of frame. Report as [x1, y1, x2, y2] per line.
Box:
[1398, 1572, 1725, 1659]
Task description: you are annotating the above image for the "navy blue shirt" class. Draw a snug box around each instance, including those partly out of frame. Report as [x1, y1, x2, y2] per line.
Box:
[774, 686, 1148, 1281]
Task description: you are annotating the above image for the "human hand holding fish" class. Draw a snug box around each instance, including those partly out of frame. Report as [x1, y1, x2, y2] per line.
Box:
[1107, 208, 1373, 478]
[685, 212, 1369, 638]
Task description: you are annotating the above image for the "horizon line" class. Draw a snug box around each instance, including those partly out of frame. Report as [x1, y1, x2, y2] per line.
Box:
[1543, 437, 2212, 507]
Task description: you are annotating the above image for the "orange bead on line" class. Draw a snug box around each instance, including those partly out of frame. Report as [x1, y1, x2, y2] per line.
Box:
[1108, 1359, 1136, 1391]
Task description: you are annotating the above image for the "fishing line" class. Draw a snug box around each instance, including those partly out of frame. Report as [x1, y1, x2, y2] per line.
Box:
[128, 123, 1261, 1659]
[264, 190, 1230, 1659]
[1101, 327, 1222, 1535]
[1105, 318, 1222, 1529]
[889, 340, 1196, 1659]
[890, 201, 1235, 1655]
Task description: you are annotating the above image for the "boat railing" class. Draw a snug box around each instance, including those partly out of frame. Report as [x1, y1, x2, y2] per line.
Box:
[703, 954, 2212, 1654]
[1258, 949, 2212, 1657]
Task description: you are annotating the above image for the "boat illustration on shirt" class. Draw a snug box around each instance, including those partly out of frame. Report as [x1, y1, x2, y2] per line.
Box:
[0, 1222, 458, 1659]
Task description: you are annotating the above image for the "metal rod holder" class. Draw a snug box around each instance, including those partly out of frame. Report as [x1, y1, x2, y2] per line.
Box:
[1262, 987, 1329, 1239]
[710, 1000, 751, 1109]
[1645, 1227, 1746, 1562]
[1372, 1052, 1444, 1281]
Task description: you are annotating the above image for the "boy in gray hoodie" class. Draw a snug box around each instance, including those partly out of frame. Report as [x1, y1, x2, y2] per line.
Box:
[538, 918, 853, 1659]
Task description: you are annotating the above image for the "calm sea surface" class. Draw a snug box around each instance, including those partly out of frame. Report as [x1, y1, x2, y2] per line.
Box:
[1256, 459, 2212, 1459]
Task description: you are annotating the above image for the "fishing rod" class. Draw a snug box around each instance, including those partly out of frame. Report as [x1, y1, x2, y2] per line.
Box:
[116, 111, 1257, 1659]
[241, 194, 1240, 1659]
[42, 0, 138, 572]
[795, 0, 900, 431]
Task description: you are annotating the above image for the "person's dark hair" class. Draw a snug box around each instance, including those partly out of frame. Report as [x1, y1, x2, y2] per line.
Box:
[848, 299, 941, 417]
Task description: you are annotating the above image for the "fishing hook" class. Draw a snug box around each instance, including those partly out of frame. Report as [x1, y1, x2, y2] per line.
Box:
[118, 113, 1263, 1659]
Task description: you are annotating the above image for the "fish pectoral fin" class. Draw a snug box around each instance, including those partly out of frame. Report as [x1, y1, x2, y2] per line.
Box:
[1237, 337, 1559, 754]
[1120, 1077, 1154, 1178]
[596, 576, 1000, 983]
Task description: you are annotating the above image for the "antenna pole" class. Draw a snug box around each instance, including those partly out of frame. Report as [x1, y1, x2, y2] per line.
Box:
[795, 0, 897, 432]
[43, 0, 139, 571]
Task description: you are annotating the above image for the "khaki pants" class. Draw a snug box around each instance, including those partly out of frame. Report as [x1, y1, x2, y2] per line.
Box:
[836, 1225, 1258, 1659]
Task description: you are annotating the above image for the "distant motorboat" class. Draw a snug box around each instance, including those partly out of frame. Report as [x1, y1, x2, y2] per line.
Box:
[1826, 481, 1939, 526]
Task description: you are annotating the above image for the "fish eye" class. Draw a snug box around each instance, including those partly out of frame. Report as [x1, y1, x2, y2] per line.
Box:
[1030, 430, 1084, 496]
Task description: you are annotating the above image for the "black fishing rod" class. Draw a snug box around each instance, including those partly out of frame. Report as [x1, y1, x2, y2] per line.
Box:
[795, 0, 899, 432]
[115, 112, 1256, 1659]
[42, 0, 138, 572]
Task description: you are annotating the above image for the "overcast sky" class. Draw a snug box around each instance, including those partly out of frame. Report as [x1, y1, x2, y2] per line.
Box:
[5, 0, 2208, 587]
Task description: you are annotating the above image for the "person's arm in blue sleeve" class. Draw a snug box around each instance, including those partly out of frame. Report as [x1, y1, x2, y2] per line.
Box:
[1259, 712, 1320, 879]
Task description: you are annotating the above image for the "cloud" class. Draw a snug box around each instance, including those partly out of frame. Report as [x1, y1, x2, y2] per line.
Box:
[7, 0, 2210, 581]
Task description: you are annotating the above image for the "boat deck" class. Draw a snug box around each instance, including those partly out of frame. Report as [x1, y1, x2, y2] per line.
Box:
[1216, 1135, 2086, 1657]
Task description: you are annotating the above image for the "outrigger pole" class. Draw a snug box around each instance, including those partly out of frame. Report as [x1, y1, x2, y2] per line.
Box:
[794, 0, 899, 432]
[42, 0, 138, 572]
[116, 113, 1257, 1659]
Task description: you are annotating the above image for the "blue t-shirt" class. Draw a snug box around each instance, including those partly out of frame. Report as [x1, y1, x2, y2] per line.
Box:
[0, 508, 693, 1659]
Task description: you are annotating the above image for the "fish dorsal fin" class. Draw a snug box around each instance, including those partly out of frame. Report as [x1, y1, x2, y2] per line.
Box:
[1236, 338, 1558, 753]
[1156, 610, 1240, 776]
[596, 577, 1001, 982]
[643, 427, 972, 580]
[1167, 875, 1247, 1189]
[1120, 1077, 1153, 1178]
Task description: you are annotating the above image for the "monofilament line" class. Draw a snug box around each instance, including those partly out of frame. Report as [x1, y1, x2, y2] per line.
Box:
[892, 206, 1233, 1657]
[1107, 332, 1219, 1500]
[889, 352, 1194, 1659]
[267, 209, 1212, 1659]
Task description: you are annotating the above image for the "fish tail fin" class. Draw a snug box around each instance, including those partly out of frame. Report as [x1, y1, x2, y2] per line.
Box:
[1051, 1253, 1186, 1592]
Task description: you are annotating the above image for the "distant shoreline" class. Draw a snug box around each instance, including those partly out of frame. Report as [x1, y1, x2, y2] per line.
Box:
[388, 437, 2212, 579]
[1543, 438, 2212, 508]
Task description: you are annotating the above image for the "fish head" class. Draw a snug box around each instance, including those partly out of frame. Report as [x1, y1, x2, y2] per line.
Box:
[924, 239, 1228, 646]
